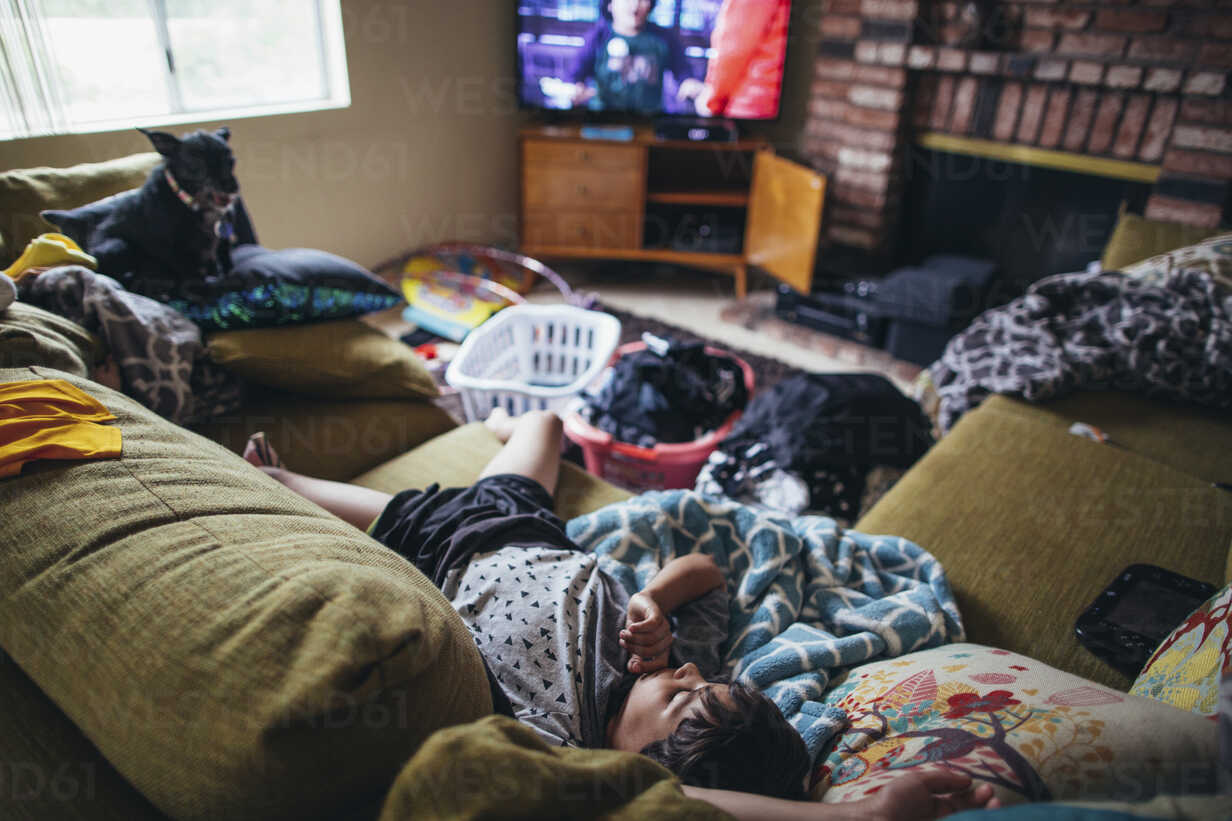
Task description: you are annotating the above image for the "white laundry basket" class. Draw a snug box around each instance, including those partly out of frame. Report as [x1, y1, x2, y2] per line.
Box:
[444, 304, 622, 422]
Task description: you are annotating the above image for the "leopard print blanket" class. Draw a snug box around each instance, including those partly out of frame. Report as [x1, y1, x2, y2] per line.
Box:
[931, 268, 1232, 432]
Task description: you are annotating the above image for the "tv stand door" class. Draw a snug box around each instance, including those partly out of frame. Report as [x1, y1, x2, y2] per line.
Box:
[744, 151, 826, 295]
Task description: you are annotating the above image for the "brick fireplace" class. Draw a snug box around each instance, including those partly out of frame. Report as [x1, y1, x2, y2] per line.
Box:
[801, 0, 1232, 267]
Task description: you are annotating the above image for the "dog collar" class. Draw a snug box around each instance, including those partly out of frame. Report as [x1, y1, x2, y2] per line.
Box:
[163, 168, 199, 209]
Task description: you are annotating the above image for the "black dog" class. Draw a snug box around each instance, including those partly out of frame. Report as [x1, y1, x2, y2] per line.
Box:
[43, 126, 255, 301]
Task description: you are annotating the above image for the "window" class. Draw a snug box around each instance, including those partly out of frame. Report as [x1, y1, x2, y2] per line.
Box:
[0, 0, 349, 140]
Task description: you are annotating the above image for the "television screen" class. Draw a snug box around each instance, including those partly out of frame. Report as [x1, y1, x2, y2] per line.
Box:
[517, 0, 791, 120]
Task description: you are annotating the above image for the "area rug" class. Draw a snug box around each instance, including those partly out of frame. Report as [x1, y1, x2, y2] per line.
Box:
[716, 293, 924, 386]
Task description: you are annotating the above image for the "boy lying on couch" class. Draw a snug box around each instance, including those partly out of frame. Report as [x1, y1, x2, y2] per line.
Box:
[244, 409, 999, 819]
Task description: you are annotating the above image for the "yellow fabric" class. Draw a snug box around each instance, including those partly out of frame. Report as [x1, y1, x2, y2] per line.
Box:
[2, 233, 97, 281]
[0, 379, 120, 477]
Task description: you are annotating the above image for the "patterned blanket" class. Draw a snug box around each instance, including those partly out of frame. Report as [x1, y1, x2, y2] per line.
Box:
[931, 268, 1232, 432]
[566, 491, 964, 760]
[19, 266, 244, 425]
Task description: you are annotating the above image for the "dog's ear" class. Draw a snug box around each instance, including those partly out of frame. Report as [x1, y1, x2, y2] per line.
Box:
[214, 126, 231, 142]
[138, 127, 180, 157]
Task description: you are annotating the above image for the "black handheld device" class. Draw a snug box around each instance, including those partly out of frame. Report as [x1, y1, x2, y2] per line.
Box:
[1075, 563, 1216, 679]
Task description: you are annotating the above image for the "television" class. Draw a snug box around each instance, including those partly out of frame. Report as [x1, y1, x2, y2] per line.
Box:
[516, 0, 792, 121]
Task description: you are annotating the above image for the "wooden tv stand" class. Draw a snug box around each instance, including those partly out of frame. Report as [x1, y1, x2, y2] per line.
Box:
[518, 125, 826, 298]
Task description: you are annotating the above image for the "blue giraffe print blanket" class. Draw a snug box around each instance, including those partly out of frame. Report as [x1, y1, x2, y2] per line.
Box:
[565, 490, 964, 761]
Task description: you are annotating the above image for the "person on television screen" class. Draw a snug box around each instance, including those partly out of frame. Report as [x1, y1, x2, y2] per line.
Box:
[565, 0, 704, 114]
[693, 0, 790, 119]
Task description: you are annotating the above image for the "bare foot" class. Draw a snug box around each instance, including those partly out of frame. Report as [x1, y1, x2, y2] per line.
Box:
[243, 432, 284, 469]
[484, 407, 518, 443]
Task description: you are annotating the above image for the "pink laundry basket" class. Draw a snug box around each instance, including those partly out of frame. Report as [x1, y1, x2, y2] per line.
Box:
[562, 342, 756, 492]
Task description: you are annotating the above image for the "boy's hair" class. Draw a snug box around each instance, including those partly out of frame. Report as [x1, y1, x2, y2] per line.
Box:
[639, 680, 810, 800]
[602, 0, 658, 21]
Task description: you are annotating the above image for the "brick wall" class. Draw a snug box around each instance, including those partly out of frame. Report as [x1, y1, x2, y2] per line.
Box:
[802, 0, 1232, 260]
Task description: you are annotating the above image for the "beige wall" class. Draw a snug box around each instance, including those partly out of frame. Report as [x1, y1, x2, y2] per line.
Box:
[0, 0, 818, 269]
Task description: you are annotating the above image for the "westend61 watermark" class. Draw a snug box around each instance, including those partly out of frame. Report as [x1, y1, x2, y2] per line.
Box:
[102, 686, 420, 733]
[0, 762, 96, 803]
[239, 140, 416, 184]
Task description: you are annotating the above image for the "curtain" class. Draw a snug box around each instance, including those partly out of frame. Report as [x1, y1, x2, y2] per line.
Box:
[0, 0, 68, 139]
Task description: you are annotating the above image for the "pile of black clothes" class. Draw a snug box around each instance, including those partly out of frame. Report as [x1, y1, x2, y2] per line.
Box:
[695, 373, 934, 521]
[577, 333, 749, 448]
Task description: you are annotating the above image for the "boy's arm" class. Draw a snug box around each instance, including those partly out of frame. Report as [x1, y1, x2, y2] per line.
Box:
[682, 770, 1000, 821]
[621, 554, 723, 673]
[643, 553, 724, 614]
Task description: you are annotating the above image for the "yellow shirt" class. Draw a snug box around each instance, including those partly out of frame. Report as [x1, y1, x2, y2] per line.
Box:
[0, 379, 122, 478]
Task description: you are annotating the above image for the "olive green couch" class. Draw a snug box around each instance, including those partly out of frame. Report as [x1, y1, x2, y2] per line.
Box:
[0, 326, 708, 821]
[3, 156, 1228, 819]
[3, 336, 1227, 819]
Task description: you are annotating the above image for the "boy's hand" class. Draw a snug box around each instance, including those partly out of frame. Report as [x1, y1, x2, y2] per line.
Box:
[855, 769, 1000, 820]
[622, 591, 672, 674]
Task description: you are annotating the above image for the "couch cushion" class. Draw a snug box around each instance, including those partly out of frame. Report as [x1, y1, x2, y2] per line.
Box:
[0, 302, 99, 376]
[1100, 209, 1221, 272]
[978, 393, 1232, 487]
[206, 318, 438, 401]
[191, 391, 457, 482]
[816, 644, 1218, 806]
[0, 366, 492, 820]
[0, 153, 160, 268]
[350, 421, 633, 522]
[0, 649, 167, 821]
[855, 402, 1232, 690]
[379, 715, 724, 820]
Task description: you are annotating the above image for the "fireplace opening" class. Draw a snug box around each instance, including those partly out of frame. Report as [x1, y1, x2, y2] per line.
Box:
[897, 144, 1153, 296]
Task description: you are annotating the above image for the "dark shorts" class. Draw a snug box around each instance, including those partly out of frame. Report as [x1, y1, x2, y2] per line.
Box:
[370, 474, 580, 587]
[369, 474, 582, 719]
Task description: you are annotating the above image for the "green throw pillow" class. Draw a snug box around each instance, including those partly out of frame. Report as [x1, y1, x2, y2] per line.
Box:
[1101, 209, 1222, 272]
[0, 153, 160, 267]
[207, 318, 439, 400]
[0, 366, 492, 820]
[0, 302, 99, 376]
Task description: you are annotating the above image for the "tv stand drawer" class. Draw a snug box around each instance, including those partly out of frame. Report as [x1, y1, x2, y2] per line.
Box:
[523, 211, 638, 249]
[523, 139, 642, 172]
[524, 166, 641, 209]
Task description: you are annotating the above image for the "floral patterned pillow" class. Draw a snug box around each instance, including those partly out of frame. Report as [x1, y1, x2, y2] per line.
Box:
[1130, 585, 1231, 717]
[814, 644, 1218, 806]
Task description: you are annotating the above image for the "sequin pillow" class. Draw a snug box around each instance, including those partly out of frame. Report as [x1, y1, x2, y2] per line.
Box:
[1129, 584, 1231, 717]
[814, 644, 1218, 806]
[167, 245, 402, 331]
